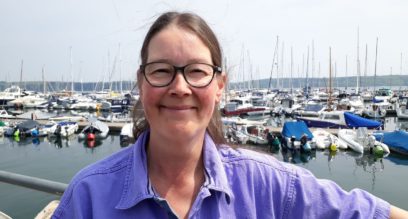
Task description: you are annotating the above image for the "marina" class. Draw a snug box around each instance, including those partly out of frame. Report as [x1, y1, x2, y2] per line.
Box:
[2, 86, 408, 218]
[2, 0, 408, 216]
[1, 131, 408, 218]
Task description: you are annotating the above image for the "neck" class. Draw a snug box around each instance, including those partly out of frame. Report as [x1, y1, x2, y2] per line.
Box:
[147, 130, 206, 180]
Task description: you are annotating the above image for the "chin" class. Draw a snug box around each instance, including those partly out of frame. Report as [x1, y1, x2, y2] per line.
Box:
[161, 122, 205, 137]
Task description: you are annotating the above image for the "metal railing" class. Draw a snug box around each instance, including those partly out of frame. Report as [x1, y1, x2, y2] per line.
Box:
[0, 170, 68, 195]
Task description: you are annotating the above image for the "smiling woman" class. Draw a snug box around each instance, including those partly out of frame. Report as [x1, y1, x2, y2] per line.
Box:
[52, 11, 408, 219]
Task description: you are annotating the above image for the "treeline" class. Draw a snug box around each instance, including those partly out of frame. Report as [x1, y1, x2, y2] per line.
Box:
[0, 81, 137, 93]
[229, 75, 408, 90]
[1, 75, 408, 92]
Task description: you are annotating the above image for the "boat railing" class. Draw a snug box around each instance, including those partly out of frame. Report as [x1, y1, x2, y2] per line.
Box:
[0, 170, 68, 195]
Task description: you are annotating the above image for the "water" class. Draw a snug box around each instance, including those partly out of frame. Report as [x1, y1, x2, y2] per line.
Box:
[1, 123, 408, 218]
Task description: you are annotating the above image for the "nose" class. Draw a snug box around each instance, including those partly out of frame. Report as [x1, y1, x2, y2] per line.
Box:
[168, 71, 192, 96]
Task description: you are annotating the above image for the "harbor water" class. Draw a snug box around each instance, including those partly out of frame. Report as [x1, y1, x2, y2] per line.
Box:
[1, 118, 408, 218]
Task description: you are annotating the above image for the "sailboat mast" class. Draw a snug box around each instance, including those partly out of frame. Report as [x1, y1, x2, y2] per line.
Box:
[276, 40, 280, 90]
[356, 27, 360, 94]
[119, 43, 122, 93]
[20, 59, 24, 89]
[290, 46, 293, 93]
[345, 55, 348, 89]
[280, 42, 284, 90]
[329, 47, 332, 110]
[42, 65, 46, 94]
[268, 36, 279, 91]
[374, 38, 378, 93]
[312, 40, 315, 88]
[364, 45, 368, 90]
[70, 46, 74, 93]
[305, 46, 309, 95]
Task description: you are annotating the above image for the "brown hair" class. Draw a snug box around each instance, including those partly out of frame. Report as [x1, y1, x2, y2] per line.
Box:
[132, 11, 226, 145]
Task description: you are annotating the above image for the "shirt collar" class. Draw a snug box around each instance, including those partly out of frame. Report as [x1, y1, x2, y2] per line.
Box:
[202, 133, 233, 201]
[115, 130, 233, 209]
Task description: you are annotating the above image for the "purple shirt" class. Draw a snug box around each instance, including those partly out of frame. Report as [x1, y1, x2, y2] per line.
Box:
[53, 131, 390, 218]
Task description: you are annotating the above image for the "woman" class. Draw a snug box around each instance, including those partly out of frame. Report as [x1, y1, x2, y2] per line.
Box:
[53, 11, 407, 218]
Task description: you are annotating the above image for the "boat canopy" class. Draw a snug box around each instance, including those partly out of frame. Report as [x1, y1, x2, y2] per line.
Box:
[373, 130, 408, 155]
[282, 121, 314, 141]
[344, 112, 382, 129]
[16, 120, 40, 131]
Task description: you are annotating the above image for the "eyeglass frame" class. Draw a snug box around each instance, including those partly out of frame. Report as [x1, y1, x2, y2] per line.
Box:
[139, 62, 222, 88]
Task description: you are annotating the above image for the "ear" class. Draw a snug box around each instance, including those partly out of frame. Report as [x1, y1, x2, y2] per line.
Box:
[215, 73, 226, 103]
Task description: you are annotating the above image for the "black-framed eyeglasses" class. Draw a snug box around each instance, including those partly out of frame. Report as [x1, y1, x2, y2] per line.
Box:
[139, 62, 222, 88]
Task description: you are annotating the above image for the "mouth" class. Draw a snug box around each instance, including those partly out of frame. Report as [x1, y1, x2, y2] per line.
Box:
[160, 105, 196, 111]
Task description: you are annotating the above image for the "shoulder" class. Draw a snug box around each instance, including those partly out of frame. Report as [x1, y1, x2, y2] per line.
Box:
[217, 145, 298, 176]
[74, 145, 134, 181]
[53, 145, 134, 218]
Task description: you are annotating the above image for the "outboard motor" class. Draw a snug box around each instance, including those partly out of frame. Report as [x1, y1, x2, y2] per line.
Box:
[290, 136, 296, 149]
[300, 134, 311, 153]
[54, 125, 62, 137]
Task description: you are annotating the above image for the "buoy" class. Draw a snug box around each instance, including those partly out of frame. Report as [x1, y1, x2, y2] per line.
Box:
[330, 143, 337, 151]
[87, 133, 96, 141]
[373, 145, 384, 157]
[31, 129, 39, 137]
[14, 129, 20, 137]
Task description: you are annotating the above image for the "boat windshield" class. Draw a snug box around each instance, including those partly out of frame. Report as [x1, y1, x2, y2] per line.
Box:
[304, 104, 323, 112]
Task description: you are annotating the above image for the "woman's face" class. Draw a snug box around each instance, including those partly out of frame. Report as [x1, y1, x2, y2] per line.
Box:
[139, 25, 224, 140]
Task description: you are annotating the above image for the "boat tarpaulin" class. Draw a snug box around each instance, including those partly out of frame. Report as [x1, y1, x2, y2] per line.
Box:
[344, 112, 382, 129]
[16, 120, 40, 131]
[282, 121, 314, 141]
[373, 130, 408, 154]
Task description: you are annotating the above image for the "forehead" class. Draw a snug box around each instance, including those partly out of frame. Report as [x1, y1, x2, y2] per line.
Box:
[146, 26, 212, 64]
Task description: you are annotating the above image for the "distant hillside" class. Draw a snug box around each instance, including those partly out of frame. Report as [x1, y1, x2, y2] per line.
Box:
[0, 81, 136, 93]
[228, 75, 408, 90]
[1, 75, 408, 92]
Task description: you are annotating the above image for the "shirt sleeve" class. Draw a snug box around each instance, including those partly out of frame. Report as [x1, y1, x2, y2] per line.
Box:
[284, 165, 390, 219]
[52, 178, 93, 219]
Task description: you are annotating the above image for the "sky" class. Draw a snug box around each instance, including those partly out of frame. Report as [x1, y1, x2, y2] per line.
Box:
[1, 0, 408, 84]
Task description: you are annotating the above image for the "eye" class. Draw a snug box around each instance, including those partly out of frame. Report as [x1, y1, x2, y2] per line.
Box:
[186, 64, 212, 77]
[145, 63, 173, 77]
[151, 68, 172, 75]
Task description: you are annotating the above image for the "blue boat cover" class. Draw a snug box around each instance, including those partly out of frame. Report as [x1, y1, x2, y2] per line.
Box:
[372, 97, 384, 103]
[344, 112, 382, 129]
[373, 130, 408, 154]
[282, 121, 314, 140]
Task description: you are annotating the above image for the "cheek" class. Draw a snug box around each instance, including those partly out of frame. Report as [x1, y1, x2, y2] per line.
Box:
[199, 91, 217, 113]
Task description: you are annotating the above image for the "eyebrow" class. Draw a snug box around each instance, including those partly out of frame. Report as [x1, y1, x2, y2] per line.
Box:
[147, 58, 212, 65]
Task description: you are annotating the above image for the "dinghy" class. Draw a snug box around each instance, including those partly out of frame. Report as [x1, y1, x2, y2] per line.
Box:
[78, 118, 109, 140]
[338, 128, 390, 155]
[312, 129, 347, 150]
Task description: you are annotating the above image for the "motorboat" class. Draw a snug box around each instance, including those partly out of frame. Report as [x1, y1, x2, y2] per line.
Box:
[0, 109, 15, 119]
[120, 123, 134, 144]
[47, 121, 79, 138]
[281, 121, 315, 152]
[373, 130, 408, 156]
[294, 101, 326, 117]
[297, 111, 382, 129]
[230, 123, 269, 145]
[4, 120, 47, 137]
[362, 102, 387, 118]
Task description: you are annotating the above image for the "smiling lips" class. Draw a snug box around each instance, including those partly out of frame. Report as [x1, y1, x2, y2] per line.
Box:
[160, 105, 196, 111]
